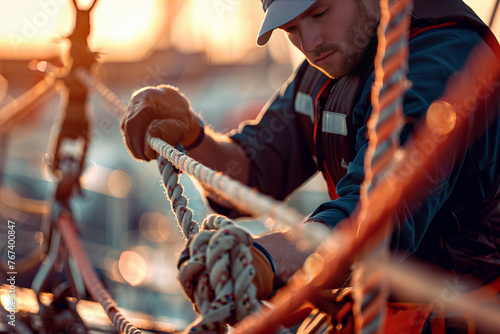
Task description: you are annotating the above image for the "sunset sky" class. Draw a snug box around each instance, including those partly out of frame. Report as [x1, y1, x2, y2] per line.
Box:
[0, 0, 497, 64]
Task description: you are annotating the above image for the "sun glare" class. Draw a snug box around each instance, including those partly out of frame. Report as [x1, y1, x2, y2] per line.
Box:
[0, 1, 498, 64]
[170, 0, 265, 64]
[0, 0, 167, 62]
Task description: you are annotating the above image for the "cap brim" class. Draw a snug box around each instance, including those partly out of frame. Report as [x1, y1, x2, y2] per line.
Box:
[257, 0, 317, 46]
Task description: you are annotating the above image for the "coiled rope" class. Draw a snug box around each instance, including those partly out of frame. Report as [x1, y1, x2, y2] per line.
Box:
[353, 0, 412, 333]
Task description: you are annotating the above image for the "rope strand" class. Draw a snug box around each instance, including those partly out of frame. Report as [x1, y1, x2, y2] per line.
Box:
[158, 155, 199, 239]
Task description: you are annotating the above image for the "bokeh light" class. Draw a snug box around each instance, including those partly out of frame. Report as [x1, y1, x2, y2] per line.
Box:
[34, 231, 44, 244]
[426, 100, 457, 135]
[169, 0, 265, 65]
[118, 250, 148, 286]
[79, 160, 98, 188]
[108, 169, 131, 198]
[139, 211, 172, 243]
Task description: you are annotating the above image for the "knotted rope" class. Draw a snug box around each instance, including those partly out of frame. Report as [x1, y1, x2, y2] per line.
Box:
[354, 0, 412, 333]
[177, 215, 261, 333]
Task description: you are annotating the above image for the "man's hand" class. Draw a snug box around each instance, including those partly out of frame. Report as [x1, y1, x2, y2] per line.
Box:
[120, 84, 202, 161]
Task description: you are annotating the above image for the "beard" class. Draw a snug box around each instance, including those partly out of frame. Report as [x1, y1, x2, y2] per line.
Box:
[311, 1, 379, 78]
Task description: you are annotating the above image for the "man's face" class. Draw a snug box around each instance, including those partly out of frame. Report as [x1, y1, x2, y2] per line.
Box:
[280, 0, 380, 78]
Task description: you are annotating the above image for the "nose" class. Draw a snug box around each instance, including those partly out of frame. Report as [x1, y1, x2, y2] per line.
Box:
[298, 22, 323, 53]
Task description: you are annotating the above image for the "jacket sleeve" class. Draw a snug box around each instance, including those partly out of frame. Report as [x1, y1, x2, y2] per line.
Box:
[307, 27, 486, 259]
[229, 63, 318, 202]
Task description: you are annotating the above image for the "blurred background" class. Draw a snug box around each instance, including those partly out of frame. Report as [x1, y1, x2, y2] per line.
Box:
[0, 0, 498, 331]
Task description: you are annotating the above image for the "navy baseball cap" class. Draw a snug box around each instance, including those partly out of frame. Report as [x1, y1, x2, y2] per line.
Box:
[257, 0, 317, 46]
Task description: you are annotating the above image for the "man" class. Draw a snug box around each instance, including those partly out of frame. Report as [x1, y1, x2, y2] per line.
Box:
[121, 0, 500, 331]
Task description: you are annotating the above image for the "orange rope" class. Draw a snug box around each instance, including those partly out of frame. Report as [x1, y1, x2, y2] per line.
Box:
[57, 211, 143, 334]
[354, 1, 412, 332]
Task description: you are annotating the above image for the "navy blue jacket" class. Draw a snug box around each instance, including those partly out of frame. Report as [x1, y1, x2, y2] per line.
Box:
[230, 16, 500, 285]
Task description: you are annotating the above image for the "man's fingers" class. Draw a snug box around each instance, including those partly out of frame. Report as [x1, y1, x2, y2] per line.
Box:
[147, 118, 190, 146]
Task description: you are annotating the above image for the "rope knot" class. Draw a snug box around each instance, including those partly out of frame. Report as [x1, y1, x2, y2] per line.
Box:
[178, 214, 260, 333]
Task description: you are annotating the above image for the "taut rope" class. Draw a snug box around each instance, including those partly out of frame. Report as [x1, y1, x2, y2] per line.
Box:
[354, 0, 412, 333]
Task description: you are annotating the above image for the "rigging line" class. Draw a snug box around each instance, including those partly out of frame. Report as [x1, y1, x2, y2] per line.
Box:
[0, 74, 57, 132]
[75, 67, 324, 246]
[75, 68, 128, 119]
[57, 210, 143, 334]
[490, 0, 499, 28]
[382, 260, 500, 330]
[360, 0, 409, 231]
